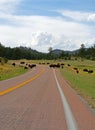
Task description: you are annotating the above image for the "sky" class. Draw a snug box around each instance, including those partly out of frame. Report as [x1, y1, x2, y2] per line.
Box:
[0, 0, 95, 52]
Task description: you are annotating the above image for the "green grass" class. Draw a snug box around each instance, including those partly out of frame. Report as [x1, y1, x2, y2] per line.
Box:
[0, 63, 28, 81]
[60, 60, 95, 107]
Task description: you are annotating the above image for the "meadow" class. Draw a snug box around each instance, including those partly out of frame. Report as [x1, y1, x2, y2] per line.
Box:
[0, 61, 28, 81]
[60, 60, 95, 108]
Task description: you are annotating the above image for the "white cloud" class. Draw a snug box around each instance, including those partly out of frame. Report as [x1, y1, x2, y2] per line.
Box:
[88, 14, 95, 22]
[0, 0, 22, 14]
[59, 10, 95, 22]
[0, 12, 95, 52]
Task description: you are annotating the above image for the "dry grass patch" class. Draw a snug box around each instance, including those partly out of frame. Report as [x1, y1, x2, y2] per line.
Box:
[0, 63, 27, 81]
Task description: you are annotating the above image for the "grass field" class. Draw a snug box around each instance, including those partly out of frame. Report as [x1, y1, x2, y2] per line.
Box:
[60, 60, 95, 108]
[0, 62, 28, 81]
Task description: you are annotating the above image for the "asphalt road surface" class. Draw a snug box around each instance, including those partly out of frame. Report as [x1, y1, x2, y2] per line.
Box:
[0, 65, 95, 130]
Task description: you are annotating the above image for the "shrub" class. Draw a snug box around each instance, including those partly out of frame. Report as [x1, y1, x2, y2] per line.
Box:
[0, 57, 8, 64]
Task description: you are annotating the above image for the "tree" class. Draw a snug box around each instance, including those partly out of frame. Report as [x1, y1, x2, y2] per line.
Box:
[0, 43, 5, 57]
[48, 47, 53, 54]
[79, 44, 86, 59]
[47, 47, 54, 59]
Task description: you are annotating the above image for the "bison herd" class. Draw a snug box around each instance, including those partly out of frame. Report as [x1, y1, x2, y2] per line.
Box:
[49, 63, 94, 74]
[49, 63, 64, 68]
[12, 61, 94, 74]
[83, 69, 93, 73]
[12, 62, 36, 69]
[73, 67, 94, 74]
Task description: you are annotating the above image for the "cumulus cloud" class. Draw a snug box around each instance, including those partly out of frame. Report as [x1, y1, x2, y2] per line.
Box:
[88, 14, 95, 22]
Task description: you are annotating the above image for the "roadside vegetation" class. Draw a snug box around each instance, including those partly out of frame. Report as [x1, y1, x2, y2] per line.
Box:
[0, 60, 28, 81]
[60, 60, 95, 108]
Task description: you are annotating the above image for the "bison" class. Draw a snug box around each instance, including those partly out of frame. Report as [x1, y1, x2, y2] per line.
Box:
[83, 69, 88, 72]
[88, 70, 94, 73]
[20, 61, 25, 64]
[12, 62, 16, 67]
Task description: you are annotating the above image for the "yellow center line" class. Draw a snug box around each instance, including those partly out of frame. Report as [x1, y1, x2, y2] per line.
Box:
[0, 68, 45, 96]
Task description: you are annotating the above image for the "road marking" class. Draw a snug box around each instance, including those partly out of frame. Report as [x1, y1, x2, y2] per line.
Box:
[0, 68, 45, 96]
[53, 69, 78, 130]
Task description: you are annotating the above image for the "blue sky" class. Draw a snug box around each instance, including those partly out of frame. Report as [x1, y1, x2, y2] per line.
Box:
[0, 0, 95, 52]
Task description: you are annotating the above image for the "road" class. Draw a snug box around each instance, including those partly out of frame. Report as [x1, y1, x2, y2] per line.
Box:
[0, 65, 95, 130]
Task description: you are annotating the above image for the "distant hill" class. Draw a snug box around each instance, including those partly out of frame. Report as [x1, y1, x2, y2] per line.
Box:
[52, 49, 63, 55]
[52, 49, 79, 55]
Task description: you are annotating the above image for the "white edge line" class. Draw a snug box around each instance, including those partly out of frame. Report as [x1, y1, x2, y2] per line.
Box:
[53, 69, 78, 130]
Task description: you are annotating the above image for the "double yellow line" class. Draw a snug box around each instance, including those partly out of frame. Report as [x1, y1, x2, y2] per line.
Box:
[0, 68, 45, 96]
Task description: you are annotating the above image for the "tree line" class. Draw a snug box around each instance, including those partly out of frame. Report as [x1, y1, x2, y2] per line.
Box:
[0, 43, 46, 60]
[0, 43, 95, 61]
[76, 44, 95, 60]
[0, 43, 70, 60]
